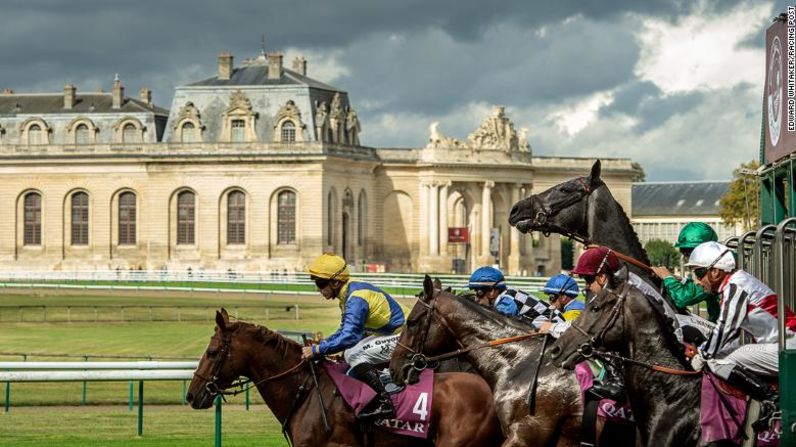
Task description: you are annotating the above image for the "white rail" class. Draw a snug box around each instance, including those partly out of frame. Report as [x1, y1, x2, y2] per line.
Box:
[0, 361, 198, 370]
[0, 370, 194, 382]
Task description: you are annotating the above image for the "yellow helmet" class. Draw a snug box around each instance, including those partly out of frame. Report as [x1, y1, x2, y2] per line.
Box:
[307, 253, 350, 281]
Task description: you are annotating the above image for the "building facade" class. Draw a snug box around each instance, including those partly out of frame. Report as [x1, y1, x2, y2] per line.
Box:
[0, 50, 642, 275]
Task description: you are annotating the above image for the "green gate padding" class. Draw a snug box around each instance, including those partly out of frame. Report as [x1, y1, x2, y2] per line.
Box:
[780, 351, 796, 446]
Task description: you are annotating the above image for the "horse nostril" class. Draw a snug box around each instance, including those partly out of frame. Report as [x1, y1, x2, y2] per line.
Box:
[185, 391, 194, 402]
[549, 345, 561, 359]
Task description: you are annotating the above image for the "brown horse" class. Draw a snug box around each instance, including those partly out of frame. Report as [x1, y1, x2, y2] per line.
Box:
[186, 308, 504, 447]
[390, 277, 637, 447]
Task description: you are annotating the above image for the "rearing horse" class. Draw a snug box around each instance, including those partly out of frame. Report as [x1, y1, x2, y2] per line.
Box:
[186, 308, 504, 447]
[508, 159, 658, 288]
[391, 276, 636, 447]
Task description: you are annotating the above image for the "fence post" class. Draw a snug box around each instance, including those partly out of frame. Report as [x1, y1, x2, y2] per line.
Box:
[265, 308, 270, 321]
[214, 394, 222, 447]
[294, 304, 299, 320]
[182, 380, 187, 405]
[137, 380, 144, 436]
[245, 384, 250, 411]
[128, 380, 133, 411]
[81, 355, 88, 405]
[67, 306, 71, 323]
[4, 380, 8, 412]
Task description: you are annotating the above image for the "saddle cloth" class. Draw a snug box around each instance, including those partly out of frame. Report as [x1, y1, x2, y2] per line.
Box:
[574, 361, 635, 424]
[323, 362, 434, 439]
[700, 372, 780, 445]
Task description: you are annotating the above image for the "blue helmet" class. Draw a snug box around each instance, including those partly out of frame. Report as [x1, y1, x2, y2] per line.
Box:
[543, 274, 579, 297]
[468, 266, 507, 291]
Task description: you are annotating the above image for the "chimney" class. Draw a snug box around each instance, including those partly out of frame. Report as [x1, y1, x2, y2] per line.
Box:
[112, 75, 124, 109]
[63, 84, 76, 109]
[1, 89, 12, 95]
[139, 87, 152, 106]
[292, 56, 307, 76]
[218, 52, 233, 80]
[268, 53, 283, 80]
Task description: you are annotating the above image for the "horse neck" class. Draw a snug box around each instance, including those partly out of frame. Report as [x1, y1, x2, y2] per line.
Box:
[243, 337, 308, 424]
[621, 297, 701, 442]
[588, 188, 657, 284]
[438, 296, 538, 386]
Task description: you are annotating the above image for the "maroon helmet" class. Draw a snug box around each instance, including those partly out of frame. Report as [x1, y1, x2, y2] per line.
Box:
[571, 246, 621, 276]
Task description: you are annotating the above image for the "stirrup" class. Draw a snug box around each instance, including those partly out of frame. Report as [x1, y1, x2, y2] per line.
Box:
[358, 397, 395, 420]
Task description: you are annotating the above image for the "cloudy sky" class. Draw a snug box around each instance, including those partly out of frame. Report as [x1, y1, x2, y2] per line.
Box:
[1, 0, 793, 181]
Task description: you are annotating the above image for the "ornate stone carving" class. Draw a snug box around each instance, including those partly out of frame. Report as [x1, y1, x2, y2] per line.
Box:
[467, 106, 518, 151]
[328, 93, 343, 143]
[425, 122, 465, 149]
[172, 102, 203, 129]
[227, 90, 253, 113]
[344, 106, 361, 146]
[518, 127, 531, 152]
[275, 100, 305, 127]
[314, 101, 329, 142]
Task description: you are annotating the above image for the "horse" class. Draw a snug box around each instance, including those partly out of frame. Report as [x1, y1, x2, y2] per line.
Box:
[390, 276, 636, 447]
[186, 308, 504, 447]
[507, 159, 658, 288]
[548, 282, 709, 446]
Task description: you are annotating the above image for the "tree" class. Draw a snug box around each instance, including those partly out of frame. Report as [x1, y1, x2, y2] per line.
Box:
[719, 160, 760, 232]
[560, 238, 574, 270]
[645, 239, 680, 270]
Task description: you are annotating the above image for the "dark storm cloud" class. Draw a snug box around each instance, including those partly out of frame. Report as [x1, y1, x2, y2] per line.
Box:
[600, 81, 706, 133]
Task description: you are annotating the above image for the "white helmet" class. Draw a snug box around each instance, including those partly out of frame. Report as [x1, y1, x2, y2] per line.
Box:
[685, 241, 736, 272]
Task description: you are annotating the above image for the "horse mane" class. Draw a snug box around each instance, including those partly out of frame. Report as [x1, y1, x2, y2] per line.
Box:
[226, 319, 301, 358]
[634, 288, 690, 368]
[607, 195, 651, 266]
[445, 290, 537, 334]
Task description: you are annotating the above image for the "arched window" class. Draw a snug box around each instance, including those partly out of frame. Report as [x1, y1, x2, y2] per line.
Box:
[71, 192, 89, 246]
[122, 123, 138, 144]
[118, 192, 136, 245]
[181, 122, 196, 143]
[227, 191, 245, 244]
[75, 124, 90, 145]
[177, 191, 195, 244]
[28, 124, 42, 145]
[277, 190, 296, 245]
[281, 121, 296, 143]
[23, 193, 41, 245]
[231, 119, 245, 142]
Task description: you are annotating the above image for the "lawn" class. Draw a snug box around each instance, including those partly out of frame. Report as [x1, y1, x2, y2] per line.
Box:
[0, 291, 419, 445]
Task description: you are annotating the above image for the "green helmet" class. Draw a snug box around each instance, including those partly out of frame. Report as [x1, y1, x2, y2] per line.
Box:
[675, 222, 718, 249]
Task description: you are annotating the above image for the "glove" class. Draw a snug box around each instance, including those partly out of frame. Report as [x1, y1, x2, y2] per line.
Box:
[690, 352, 705, 371]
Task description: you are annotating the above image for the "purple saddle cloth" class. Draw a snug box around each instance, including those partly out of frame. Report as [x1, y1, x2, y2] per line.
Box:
[324, 362, 434, 439]
[700, 373, 780, 445]
[574, 361, 635, 424]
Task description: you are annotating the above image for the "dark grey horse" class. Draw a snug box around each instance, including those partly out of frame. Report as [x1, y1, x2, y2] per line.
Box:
[507, 160, 658, 288]
[548, 283, 708, 446]
[391, 276, 636, 447]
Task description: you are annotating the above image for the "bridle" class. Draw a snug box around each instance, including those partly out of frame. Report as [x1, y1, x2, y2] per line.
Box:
[192, 331, 307, 400]
[529, 177, 601, 245]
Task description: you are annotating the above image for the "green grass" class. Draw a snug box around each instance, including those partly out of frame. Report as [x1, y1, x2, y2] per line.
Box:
[0, 291, 419, 445]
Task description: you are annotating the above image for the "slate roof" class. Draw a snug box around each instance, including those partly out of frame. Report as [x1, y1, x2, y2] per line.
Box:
[632, 181, 730, 217]
[187, 65, 342, 92]
[0, 94, 169, 116]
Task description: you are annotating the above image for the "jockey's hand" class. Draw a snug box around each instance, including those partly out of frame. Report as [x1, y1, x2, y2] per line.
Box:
[651, 266, 672, 280]
[301, 346, 315, 360]
[537, 321, 553, 334]
[683, 343, 697, 359]
[690, 352, 705, 372]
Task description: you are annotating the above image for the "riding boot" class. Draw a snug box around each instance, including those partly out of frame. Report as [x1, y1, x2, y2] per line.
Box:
[725, 365, 778, 432]
[350, 363, 396, 420]
[591, 359, 625, 401]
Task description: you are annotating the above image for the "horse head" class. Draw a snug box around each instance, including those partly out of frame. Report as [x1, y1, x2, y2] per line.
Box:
[509, 160, 603, 238]
[390, 275, 459, 385]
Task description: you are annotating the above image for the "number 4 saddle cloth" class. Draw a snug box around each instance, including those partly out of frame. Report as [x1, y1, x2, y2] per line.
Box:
[323, 362, 433, 439]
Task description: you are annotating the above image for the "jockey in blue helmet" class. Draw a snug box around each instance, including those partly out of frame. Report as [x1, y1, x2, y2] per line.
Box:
[542, 274, 583, 321]
[468, 266, 518, 316]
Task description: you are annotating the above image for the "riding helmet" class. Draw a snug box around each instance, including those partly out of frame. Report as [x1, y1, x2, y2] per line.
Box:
[468, 266, 507, 291]
[307, 253, 350, 281]
[571, 247, 621, 276]
[685, 241, 736, 272]
[543, 274, 579, 297]
[675, 222, 718, 249]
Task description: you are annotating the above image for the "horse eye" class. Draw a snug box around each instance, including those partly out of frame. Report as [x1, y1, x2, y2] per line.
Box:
[206, 349, 218, 357]
[590, 305, 601, 312]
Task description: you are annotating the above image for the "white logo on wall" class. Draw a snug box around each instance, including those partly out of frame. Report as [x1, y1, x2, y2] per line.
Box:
[768, 36, 783, 146]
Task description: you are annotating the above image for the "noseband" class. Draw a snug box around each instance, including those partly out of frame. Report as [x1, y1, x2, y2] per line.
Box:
[530, 177, 601, 245]
[568, 283, 629, 359]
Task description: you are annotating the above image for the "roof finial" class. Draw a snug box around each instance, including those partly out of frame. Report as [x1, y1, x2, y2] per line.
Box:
[114, 73, 120, 83]
[260, 34, 266, 55]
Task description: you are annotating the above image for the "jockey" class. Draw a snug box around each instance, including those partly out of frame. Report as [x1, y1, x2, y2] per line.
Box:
[302, 253, 406, 420]
[536, 273, 583, 338]
[686, 241, 796, 404]
[651, 222, 721, 322]
[467, 266, 518, 316]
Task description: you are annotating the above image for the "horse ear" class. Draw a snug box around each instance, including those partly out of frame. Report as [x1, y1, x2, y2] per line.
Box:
[423, 275, 434, 302]
[433, 277, 442, 290]
[590, 159, 602, 182]
[216, 308, 229, 331]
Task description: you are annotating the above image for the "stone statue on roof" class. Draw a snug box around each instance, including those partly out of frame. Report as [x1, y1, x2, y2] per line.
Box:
[345, 106, 361, 146]
[314, 101, 328, 142]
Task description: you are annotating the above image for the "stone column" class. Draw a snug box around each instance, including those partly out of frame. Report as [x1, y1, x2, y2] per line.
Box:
[419, 181, 429, 257]
[481, 181, 494, 259]
[508, 183, 522, 274]
[439, 181, 450, 257]
[428, 182, 439, 256]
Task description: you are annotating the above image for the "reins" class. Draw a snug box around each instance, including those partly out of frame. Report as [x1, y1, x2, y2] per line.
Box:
[399, 331, 544, 365]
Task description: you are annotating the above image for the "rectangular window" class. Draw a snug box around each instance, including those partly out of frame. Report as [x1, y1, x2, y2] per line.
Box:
[231, 119, 245, 143]
[227, 191, 245, 244]
[278, 191, 296, 244]
[177, 192, 195, 245]
[24, 194, 41, 245]
[118, 192, 136, 245]
[71, 192, 89, 245]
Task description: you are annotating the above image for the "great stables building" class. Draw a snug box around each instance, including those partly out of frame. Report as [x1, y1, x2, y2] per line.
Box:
[0, 50, 641, 275]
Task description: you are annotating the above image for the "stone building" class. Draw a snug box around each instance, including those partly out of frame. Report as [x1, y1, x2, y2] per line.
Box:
[0, 49, 641, 275]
